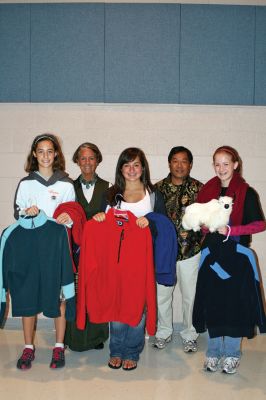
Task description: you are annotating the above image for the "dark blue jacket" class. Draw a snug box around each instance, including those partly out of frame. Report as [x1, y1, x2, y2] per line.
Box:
[193, 234, 266, 338]
[146, 212, 177, 286]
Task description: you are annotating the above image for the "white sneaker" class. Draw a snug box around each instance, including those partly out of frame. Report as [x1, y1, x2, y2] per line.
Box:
[152, 336, 172, 349]
[222, 357, 240, 374]
[204, 357, 220, 372]
[182, 339, 198, 353]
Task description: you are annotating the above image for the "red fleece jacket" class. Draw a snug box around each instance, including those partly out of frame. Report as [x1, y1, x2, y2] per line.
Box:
[53, 201, 87, 271]
[77, 209, 157, 335]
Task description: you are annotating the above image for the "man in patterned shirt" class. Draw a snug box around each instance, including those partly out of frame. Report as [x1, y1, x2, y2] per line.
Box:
[153, 146, 203, 353]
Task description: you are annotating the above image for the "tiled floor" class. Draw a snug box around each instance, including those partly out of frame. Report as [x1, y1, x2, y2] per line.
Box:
[0, 319, 266, 400]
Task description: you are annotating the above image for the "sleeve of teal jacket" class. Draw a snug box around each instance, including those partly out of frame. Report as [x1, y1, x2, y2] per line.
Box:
[0, 229, 10, 326]
[60, 226, 76, 322]
[0, 223, 21, 326]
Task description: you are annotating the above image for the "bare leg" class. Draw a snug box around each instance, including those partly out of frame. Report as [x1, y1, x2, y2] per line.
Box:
[54, 301, 66, 343]
[50, 302, 67, 368]
[17, 316, 36, 369]
[22, 316, 37, 345]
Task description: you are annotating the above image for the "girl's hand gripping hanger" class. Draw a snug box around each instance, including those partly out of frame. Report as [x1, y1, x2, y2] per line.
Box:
[113, 194, 129, 221]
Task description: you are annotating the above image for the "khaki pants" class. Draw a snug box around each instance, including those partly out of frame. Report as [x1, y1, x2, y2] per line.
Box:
[155, 252, 200, 341]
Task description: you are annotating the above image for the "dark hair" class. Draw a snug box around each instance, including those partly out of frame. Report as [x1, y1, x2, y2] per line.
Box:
[25, 133, 65, 172]
[72, 142, 103, 164]
[213, 145, 242, 174]
[168, 146, 193, 164]
[107, 147, 154, 206]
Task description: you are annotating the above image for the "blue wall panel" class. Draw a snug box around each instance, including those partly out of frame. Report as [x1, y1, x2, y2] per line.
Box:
[180, 5, 255, 105]
[105, 4, 180, 103]
[1, 3, 266, 105]
[31, 4, 104, 102]
[0, 5, 30, 102]
[255, 7, 266, 105]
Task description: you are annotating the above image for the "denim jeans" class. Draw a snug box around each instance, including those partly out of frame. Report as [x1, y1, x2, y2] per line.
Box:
[109, 314, 146, 361]
[206, 335, 242, 358]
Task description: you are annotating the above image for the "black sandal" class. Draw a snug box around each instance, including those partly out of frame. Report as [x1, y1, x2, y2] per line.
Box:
[122, 360, 137, 371]
[108, 357, 122, 369]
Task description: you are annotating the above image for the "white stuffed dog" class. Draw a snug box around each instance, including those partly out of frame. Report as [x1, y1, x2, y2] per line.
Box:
[182, 196, 233, 233]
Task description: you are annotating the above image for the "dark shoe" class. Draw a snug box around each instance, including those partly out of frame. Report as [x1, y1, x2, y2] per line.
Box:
[94, 342, 104, 350]
[17, 347, 35, 370]
[108, 357, 122, 369]
[50, 347, 65, 369]
[122, 359, 137, 371]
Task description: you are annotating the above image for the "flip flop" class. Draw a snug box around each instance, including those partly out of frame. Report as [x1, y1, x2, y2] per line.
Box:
[122, 360, 137, 371]
[108, 357, 122, 369]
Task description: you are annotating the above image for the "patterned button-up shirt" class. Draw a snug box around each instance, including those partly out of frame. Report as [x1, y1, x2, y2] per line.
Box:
[156, 174, 203, 261]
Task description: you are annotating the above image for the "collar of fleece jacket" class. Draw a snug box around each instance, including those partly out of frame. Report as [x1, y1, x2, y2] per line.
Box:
[19, 209, 49, 229]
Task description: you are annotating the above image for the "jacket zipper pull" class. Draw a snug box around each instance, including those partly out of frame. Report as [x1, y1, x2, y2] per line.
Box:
[117, 229, 124, 263]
